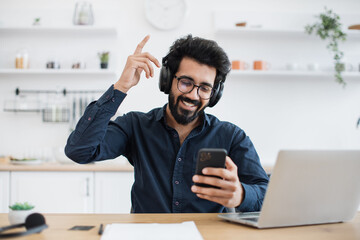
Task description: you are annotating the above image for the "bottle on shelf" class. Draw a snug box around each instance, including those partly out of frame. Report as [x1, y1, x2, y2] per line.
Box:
[15, 49, 29, 69]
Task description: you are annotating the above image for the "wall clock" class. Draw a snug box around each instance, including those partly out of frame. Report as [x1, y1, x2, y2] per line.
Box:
[144, 0, 188, 30]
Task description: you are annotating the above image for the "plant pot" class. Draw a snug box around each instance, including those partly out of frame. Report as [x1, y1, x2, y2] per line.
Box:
[100, 63, 108, 69]
[335, 62, 353, 72]
[8, 209, 34, 225]
[335, 63, 345, 72]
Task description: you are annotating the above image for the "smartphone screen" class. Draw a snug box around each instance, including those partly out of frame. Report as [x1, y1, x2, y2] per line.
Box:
[194, 148, 227, 188]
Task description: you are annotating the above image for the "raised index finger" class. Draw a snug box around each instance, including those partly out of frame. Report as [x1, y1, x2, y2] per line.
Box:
[134, 35, 150, 54]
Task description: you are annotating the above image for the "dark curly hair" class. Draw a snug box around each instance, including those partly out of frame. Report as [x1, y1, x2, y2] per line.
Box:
[164, 34, 231, 87]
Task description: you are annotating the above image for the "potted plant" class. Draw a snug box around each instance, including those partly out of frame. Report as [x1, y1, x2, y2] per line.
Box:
[98, 51, 110, 69]
[33, 17, 41, 26]
[305, 7, 347, 86]
[8, 202, 35, 224]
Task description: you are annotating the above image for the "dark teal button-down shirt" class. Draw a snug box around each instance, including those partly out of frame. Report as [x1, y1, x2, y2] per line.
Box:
[65, 85, 269, 213]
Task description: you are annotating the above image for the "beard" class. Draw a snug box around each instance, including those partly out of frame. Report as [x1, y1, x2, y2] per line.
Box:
[168, 89, 207, 125]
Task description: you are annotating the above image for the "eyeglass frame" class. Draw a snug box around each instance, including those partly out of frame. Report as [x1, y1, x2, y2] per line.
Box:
[174, 75, 214, 100]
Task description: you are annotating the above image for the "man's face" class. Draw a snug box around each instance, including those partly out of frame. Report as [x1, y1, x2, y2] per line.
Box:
[168, 57, 216, 125]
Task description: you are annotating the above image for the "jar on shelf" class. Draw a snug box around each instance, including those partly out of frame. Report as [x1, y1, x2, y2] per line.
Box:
[73, 2, 94, 25]
[15, 49, 29, 69]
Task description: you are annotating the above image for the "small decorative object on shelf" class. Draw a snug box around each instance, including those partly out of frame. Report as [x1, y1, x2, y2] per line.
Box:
[46, 60, 61, 69]
[8, 202, 35, 225]
[72, 61, 86, 69]
[235, 22, 247, 27]
[33, 17, 41, 26]
[232, 60, 249, 70]
[253, 60, 271, 71]
[305, 7, 347, 86]
[73, 1, 94, 25]
[307, 62, 320, 71]
[98, 51, 109, 69]
[286, 62, 299, 71]
[348, 24, 360, 30]
[15, 48, 29, 69]
[335, 62, 354, 72]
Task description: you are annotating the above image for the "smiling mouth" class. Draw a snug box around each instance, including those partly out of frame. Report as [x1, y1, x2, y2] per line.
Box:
[182, 100, 196, 107]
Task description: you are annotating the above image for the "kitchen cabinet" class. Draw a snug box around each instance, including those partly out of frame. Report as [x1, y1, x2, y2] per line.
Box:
[94, 172, 134, 213]
[10, 171, 94, 213]
[0, 163, 135, 214]
[0, 172, 9, 213]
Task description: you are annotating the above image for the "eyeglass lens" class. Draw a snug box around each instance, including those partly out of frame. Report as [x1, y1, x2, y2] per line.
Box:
[176, 77, 213, 99]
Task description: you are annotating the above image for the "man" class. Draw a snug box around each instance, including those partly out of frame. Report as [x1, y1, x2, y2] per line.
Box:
[65, 34, 268, 213]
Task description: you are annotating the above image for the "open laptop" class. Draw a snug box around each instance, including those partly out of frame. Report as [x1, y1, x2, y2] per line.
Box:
[218, 150, 360, 228]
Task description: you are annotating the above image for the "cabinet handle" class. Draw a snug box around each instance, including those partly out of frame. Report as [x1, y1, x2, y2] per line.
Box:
[86, 177, 90, 197]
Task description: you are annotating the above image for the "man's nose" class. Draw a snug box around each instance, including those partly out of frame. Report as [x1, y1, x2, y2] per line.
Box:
[185, 86, 200, 100]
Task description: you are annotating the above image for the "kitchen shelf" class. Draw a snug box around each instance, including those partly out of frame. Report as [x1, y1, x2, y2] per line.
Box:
[0, 69, 117, 76]
[229, 70, 360, 79]
[3, 108, 42, 113]
[0, 26, 117, 35]
[215, 27, 360, 39]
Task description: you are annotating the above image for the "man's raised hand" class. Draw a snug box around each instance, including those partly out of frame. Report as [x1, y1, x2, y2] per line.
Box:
[114, 35, 161, 93]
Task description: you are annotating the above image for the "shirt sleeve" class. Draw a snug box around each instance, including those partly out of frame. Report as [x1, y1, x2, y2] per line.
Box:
[65, 85, 129, 164]
[229, 128, 269, 212]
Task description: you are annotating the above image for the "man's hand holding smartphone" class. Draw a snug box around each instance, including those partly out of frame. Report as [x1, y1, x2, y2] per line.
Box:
[191, 148, 244, 208]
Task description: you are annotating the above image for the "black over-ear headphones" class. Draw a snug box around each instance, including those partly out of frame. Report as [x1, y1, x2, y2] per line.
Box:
[159, 56, 224, 108]
[0, 213, 48, 238]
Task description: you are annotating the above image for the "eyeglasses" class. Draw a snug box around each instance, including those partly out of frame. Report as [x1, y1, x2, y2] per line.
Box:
[174, 75, 214, 100]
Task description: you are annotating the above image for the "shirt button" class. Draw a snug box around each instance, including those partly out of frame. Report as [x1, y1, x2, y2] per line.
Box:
[175, 201, 179, 206]
[87, 117, 92, 121]
[178, 158, 182, 162]
[106, 95, 110, 99]
[111, 97, 115, 102]
[175, 180, 179, 185]
[173, 133, 178, 138]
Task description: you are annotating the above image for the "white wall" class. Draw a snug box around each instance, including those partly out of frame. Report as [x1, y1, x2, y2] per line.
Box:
[0, 0, 359, 166]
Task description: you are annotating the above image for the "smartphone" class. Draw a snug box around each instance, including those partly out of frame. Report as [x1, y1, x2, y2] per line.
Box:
[194, 148, 227, 188]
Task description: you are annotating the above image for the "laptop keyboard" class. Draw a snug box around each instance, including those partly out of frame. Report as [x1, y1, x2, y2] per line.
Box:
[236, 212, 260, 223]
[240, 217, 259, 223]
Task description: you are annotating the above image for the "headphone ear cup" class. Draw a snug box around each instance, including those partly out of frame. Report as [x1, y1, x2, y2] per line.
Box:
[208, 82, 224, 108]
[25, 213, 46, 230]
[159, 66, 172, 94]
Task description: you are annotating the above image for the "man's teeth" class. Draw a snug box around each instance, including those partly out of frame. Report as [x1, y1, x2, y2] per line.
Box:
[183, 101, 195, 107]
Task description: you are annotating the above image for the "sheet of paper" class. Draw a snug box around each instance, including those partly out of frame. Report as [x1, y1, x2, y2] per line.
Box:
[100, 221, 203, 240]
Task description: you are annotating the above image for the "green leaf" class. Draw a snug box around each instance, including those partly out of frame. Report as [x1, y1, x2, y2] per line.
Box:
[9, 202, 35, 210]
[304, 6, 347, 86]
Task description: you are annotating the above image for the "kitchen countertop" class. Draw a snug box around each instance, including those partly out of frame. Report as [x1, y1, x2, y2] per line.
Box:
[0, 158, 134, 172]
[0, 157, 272, 173]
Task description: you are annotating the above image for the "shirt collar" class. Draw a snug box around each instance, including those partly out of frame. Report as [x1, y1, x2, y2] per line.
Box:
[155, 104, 167, 122]
[203, 112, 211, 126]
